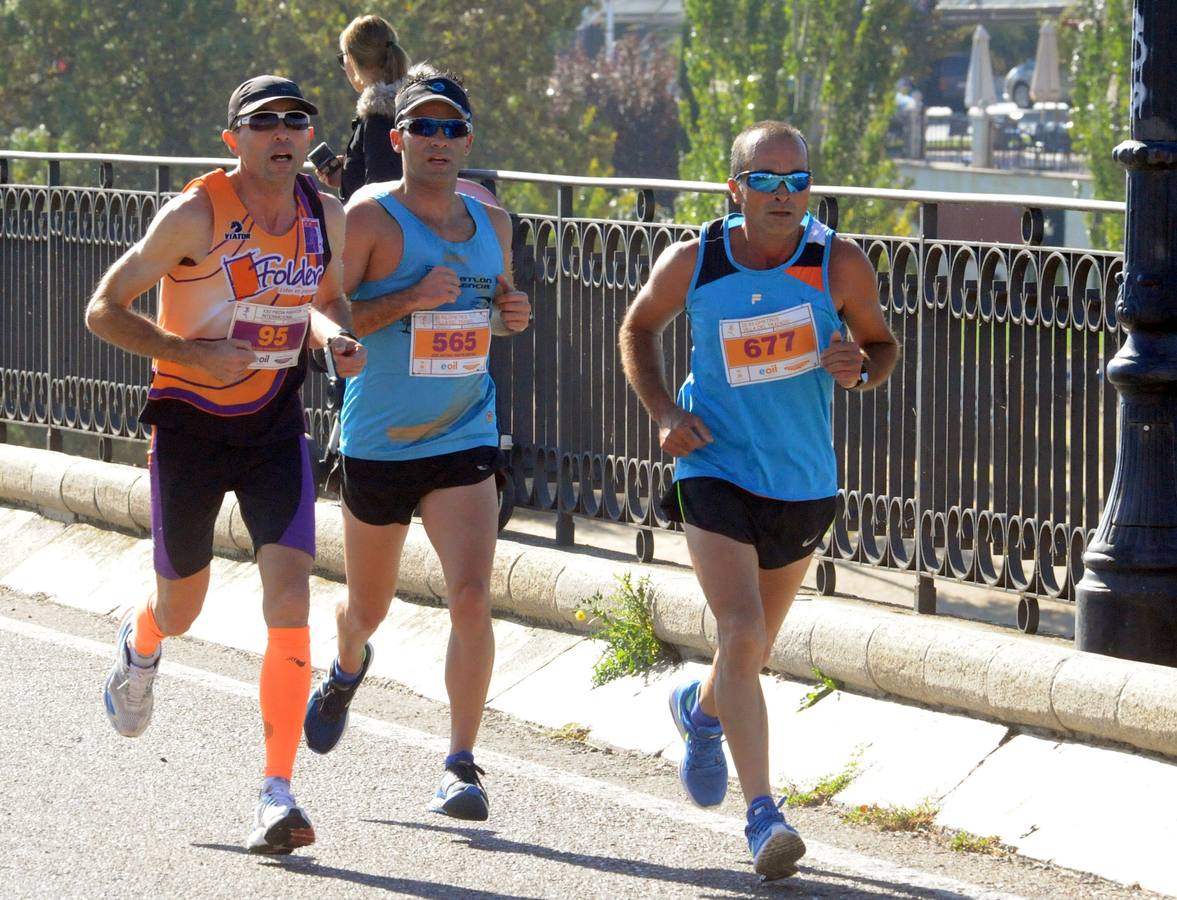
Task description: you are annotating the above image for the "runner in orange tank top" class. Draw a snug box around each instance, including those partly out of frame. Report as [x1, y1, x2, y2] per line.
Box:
[84, 75, 366, 856]
[147, 166, 330, 419]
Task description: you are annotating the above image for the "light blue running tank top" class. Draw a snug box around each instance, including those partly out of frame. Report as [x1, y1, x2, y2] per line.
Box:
[674, 212, 841, 500]
[340, 191, 502, 461]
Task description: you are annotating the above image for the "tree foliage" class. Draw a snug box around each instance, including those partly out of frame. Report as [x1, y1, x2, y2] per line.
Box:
[677, 0, 919, 230]
[551, 35, 680, 182]
[1067, 0, 1131, 251]
[546, 34, 681, 218]
[0, 0, 245, 158]
[0, 0, 614, 199]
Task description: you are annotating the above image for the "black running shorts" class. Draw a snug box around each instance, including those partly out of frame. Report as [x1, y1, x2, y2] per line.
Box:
[660, 476, 835, 569]
[149, 427, 316, 579]
[341, 445, 504, 526]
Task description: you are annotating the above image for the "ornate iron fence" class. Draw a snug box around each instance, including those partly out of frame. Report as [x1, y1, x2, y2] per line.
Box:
[0, 152, 1126, 630]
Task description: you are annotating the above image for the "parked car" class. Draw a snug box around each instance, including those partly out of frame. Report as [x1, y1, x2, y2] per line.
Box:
[1004, 62, 1034, 107]
[1004, 61, 1070, 108]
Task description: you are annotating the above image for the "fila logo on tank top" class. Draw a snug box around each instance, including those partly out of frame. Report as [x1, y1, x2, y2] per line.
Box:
[674, 212, 842, 502]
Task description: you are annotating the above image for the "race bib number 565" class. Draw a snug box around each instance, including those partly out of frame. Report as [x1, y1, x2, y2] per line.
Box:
[720, 305, 820, 386]
[410, 309, 491, 377]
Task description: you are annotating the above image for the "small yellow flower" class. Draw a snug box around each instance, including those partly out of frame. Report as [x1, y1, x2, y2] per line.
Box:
[575, 609, 587, 622]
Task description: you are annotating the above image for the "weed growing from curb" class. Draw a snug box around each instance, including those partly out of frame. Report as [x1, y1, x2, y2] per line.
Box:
[949, 831, 1005, 855]
[798, 667, 841, 710]
[842, 801, 939, 833]
[783, 752, 862, 808]
[582, 573, 677, 687]
[544, 723, 592, 743]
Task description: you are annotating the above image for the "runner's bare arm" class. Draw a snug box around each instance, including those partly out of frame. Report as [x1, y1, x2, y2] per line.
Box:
[308, 193, 365, 376]
[619, 239, 714, 458]
[488, 204, 529, 335]
[342, 199, 460, 337]
[84, 188, 256, 382]
[822, 237, 898, 390]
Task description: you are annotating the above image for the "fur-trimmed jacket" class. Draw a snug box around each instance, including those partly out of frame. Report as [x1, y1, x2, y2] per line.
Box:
[341, 80, 402, 202]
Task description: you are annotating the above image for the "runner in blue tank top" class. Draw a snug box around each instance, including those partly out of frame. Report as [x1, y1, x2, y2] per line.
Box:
[620, 121, 898, 880]
[303, 66, 531, 822]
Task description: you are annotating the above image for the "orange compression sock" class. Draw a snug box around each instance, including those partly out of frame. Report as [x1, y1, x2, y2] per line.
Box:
[260, 626, 312, 781]
[132, 596, 166, 658]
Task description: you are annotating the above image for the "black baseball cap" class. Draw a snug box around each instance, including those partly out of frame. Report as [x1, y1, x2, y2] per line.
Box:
[227, 75, 318, 128]
[396, 77, 472, 122]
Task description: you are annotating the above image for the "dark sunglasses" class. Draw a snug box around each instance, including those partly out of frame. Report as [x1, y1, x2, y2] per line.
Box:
[234, 110, 311, 132]
[735, 170, 812, 194]
[398, 117, 471, 139]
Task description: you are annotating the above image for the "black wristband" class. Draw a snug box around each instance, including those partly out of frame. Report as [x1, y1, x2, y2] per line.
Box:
[332, 329, 359, 343]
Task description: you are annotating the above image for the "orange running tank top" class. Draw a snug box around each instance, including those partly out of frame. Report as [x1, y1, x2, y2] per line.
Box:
[139, 170, 328, 444]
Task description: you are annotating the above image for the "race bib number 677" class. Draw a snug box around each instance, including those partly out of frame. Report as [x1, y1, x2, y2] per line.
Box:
[720, 304, 820, 386]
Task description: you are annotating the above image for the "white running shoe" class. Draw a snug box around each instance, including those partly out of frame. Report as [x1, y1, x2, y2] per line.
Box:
[102, 609, 159, 738]
[246, 777, 316, 855]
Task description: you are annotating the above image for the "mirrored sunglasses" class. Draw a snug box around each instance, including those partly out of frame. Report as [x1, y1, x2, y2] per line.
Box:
[736, 170, 812, 194]
[398, 117, 471, 139]
[235, 110, 311, 132]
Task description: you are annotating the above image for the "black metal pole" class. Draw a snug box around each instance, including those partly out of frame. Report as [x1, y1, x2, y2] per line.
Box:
[1076, 0, 1177, 664]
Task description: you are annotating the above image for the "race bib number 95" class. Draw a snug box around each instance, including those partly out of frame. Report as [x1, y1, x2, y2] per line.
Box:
[410, 309, 491, 377]
[720, 305, 820, 386]
[227, 302, 310, 369]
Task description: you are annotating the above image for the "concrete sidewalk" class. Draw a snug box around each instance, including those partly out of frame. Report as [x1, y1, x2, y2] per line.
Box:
[3, 443, 1176, 895]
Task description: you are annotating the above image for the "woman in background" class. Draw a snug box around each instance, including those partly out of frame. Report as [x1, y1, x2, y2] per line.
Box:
[335, 15, 411, 202]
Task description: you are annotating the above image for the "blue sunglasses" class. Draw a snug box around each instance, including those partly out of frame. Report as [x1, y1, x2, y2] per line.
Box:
[398, 117, 471, 139]
[735, 170, 812, 194]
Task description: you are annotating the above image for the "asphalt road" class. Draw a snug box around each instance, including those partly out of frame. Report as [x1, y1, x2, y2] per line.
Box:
[0, 590, 1158, 900]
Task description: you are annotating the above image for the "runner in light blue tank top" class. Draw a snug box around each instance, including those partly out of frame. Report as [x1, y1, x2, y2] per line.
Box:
[307, 68, 532, 827]
[341, 189, 502, 461]
[619, 121, 899, 880]
[675, 211, 842, 500]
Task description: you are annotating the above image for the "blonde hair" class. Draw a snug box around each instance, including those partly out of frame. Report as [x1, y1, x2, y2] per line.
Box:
[341, 15, 410, 86]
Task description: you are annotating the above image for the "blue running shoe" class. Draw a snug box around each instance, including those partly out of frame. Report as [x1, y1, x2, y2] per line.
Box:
[428, 760, 489, 821]
[303, 643, 374, 754]
[668, 680, 728, 807]
[746, 797, 806, 880]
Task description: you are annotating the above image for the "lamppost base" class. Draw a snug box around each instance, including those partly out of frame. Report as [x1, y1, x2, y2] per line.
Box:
[1076, 569, 1177, 666]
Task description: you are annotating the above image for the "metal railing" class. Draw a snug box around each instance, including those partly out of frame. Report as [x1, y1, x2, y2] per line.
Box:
[894, 108, 1085, 174]
[0, 152, 1126, 630]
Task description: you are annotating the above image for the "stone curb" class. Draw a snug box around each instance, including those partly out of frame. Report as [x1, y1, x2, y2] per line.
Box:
[5, 442, 1177, 760]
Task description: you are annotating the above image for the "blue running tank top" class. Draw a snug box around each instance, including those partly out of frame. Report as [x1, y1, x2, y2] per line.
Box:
[341, 190, 502, 460]
[674, 212, 841, 500]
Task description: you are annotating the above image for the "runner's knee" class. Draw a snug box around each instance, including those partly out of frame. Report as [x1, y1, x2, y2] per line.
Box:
[339, 591, 393, 635]
[262, 582, 310, 627]
[717, 620, 770, 672]
[447, 580, 491, 629]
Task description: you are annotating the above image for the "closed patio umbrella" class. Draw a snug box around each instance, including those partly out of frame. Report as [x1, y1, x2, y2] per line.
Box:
[1030, 19, 1063, 103]
[964, 25, 997, 110]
